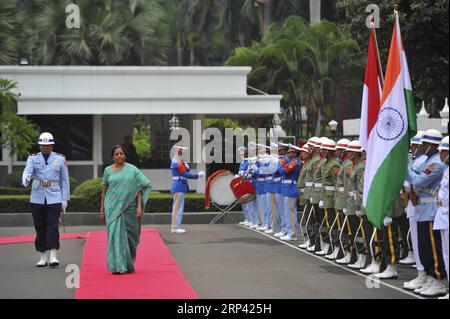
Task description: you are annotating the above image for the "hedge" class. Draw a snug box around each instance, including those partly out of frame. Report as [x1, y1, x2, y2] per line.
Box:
[0, 193, 224, 214]
[4, 171, 78, 194]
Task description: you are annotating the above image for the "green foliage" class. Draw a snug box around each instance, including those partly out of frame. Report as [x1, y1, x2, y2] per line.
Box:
[5, 171, 24, 188]
[0, 0, 20, 64]
[132, 116, 151, 161]
[0, 78, 40, 160]
[73, 178, 103, 202]
[226, 16, 364, 137]
[336, 0, 449, 116]
[0, 187, 30, 195]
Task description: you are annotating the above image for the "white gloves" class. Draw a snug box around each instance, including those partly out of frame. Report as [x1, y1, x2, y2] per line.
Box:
[310, 197, 314, 202]
[62, 201, 68, 211]
[343, 208, 347, 214]
[22, 177, 30, 187]
[185, 163, 190, 170]
[319, 200, 324, 209]
[198, 171, 205, 178]
[356, 210, 364, 218]
[251, 164, 258, 172]
[383, 216, 393, 227]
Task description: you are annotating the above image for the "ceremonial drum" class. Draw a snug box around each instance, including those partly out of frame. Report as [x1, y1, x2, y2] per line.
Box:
[208, 172, 237, 207]
[230, 176, 256, 204]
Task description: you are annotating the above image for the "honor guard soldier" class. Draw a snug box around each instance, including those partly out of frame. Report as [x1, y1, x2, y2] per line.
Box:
[22, 132, 70, 267]
[299, 137, 321, 250]
[435, 136, 449, 299]
[297, 143, 311, 242]
[237, 146, 252, 227]
[170, 145, 205, 234]
[326, 139, 350, 260]
[317, 139, 340, 256]
[274, 142, 290, 238]
[406, 129, 447, 297]
[278, 144, 302, 241]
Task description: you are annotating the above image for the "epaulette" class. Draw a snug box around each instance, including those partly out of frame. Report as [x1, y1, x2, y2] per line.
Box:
[55, 153, 65, 158]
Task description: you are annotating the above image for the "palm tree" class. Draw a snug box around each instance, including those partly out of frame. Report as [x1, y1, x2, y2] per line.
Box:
[226, 16, 364, 137]
[0, 0, 20, 65]
[22, 0, 169, 65]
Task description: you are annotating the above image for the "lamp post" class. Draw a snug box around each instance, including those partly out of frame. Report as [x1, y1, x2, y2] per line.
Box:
[328, 119, 338, 139]
[440, 97, 449, 134]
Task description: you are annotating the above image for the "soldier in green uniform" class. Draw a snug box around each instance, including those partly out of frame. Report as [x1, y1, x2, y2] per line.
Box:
[326, 139, 351, 260]
[316, 139, 341, 256]
[309, 137, 330, 253]
[299, 137, 321, 250]
[336, 140, 365, 265]
[297, 143, 311, 243]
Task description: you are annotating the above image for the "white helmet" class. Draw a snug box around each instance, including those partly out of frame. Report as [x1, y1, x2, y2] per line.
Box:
[38, 132, 55, 145]
[336, 138, 350, 150]
[421, 129, 443, 145]
[300, 144, 310, 152]
[317, 137, 328, 148]
[307, 136, 319, 147]
[438, 136, 449, 151]
[346, 140, 363, 153]
[410, 130, 425, 145]
[321, 139, 337, 151]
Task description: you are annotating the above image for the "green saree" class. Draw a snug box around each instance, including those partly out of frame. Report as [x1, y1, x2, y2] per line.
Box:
[102, 163, 152, 273]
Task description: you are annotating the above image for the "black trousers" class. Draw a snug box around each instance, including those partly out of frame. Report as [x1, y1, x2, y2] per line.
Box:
[418, 221, 447, 280]
[380, 221, 401, 272]
[305, 203, 318, 246]
[362, 216, 382, 266]
[397, 214, 410, 259]
[31, 202, 62, 252]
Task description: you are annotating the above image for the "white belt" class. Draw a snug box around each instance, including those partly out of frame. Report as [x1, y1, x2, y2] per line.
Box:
[348, 191, 356, 196]
[282, 180, 297, 184]
[273, 177, 281, 183]
[337, 187, 345, 192]
[266, 177, 274, 181]
[323, 186, 336, 191]
[305, 182, 314, 187]
[419, 197, 436, 204]
[314, 183, 322, 188]
[257, 178, 266, 181]
[173, 177, 187, 181]
[34, 179, 60, 187]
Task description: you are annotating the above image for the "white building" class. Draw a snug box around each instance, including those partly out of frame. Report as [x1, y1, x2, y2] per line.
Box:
[0, 66, 282, 192]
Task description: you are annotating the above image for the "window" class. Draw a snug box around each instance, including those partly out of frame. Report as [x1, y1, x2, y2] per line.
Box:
[26, 115, 93, 161]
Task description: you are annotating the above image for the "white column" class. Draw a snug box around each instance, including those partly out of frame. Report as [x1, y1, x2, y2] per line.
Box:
[309, 0, 321, 25]
[193, 114, 205, 194]
[92, 115, 103, 178]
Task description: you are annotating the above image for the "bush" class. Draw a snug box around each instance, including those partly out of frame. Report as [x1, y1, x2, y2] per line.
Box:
[5, 170, 23, 188]
[0, 193, 221, 213]
[69, 176, 78, 194]
[0, 186, 30, 195]
[73, 178, 103, 203]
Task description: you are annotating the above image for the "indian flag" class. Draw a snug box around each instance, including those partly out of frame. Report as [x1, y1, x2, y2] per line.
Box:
[363, 13, 417, 228]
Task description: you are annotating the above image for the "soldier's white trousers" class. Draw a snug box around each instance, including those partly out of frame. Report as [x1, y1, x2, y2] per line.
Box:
[171, 192, 185, 229]
[407, 206, 424, 271]
[441, 229, 449, 283]
[283, 196, 298, 238]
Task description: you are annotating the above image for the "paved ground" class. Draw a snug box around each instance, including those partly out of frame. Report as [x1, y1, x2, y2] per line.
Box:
[0, 224, 444, 299]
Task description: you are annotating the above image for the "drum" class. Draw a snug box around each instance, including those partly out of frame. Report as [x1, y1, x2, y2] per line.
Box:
[208, 171, 237, 207]
[230, 176, 256, 204]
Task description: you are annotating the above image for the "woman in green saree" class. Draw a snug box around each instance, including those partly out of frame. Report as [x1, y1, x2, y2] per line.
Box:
[100, 145, 152, 274]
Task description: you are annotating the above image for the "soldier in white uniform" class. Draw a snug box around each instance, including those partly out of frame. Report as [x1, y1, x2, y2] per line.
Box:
[22, 132, 70, 267]
[435, 136, 449, 299]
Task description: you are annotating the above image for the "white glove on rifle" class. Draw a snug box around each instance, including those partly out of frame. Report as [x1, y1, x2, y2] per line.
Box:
[185, 163, 190, 170]
[198, 171, 205, 178]
[343, 208, 347, 214]
[356, 210, 364, 218]
[62, 201, 68, 211]
[383, 216, 393, 227]
[319, 200, 324, 209]
[310, 197, 314, 203]
[22, 176, 30, 188]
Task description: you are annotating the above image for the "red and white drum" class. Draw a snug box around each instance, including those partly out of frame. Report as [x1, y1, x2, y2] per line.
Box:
[230, 176, 256, 204]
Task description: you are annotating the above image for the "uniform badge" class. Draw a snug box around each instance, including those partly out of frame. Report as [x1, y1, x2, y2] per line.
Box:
[424, 163, 436, 175]
[53, 160, 59, 166]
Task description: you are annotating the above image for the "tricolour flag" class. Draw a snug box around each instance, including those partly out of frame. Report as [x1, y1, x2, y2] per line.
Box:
[359, 28, 383, 149]
[363, 13, 417, 228]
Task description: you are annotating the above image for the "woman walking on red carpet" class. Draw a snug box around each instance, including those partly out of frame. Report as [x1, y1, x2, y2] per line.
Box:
[100, 145, 152, 274]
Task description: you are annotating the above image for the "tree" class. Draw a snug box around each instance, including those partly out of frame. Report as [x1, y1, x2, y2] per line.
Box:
[336, 0, 449, 116]
[19, 0, 169, 65]
[226, 17, 364, 137]
[0, 78, 39, 170]
[0, 0, 20, 64]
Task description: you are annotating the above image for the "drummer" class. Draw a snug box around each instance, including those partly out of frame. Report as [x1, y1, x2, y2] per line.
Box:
[279, 144, 302, 241]
[237, 146, 252, 227]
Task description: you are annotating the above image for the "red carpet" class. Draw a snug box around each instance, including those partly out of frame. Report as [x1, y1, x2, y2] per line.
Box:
[75, 228, 198, 299]
[0, 232, 88, 245]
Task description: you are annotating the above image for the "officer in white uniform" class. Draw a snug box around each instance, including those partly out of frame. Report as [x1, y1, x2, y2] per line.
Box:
[406, 129, 447, 297]
[22, 132, 70, 267]
[435, 136, 449, 299]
